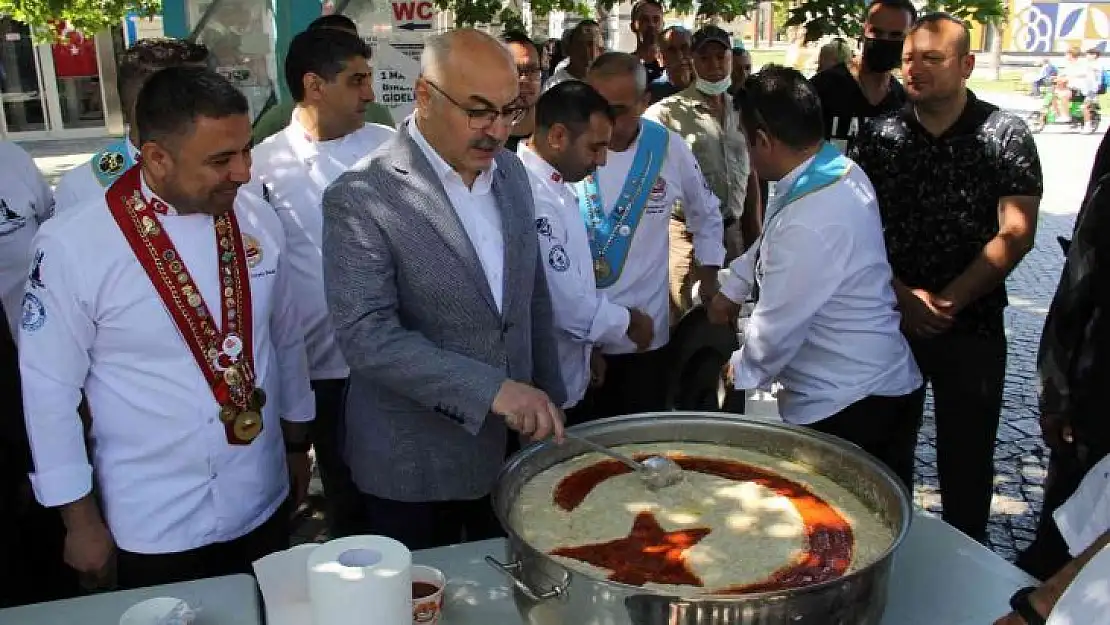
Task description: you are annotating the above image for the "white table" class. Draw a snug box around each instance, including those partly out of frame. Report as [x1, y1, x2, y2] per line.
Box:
[414, 515, 1037, 625]
[0, 515, 1035, 625]
[0, 573, 260, 625]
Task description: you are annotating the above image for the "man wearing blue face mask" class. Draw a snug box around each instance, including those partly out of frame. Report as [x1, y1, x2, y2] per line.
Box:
[810, 0, 916, 154]
[646, 25, 763, 326]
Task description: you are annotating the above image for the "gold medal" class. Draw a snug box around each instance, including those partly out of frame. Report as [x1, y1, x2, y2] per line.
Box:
[233, 411, 262, 441]
[593, 258, 611, 280]
[224, 365, 242, 387]
[187, 292, 203, 308]
[218, 405, 237, 423]
[250, 388, 267, 411]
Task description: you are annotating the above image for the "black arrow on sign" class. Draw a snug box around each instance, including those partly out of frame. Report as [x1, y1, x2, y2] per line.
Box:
[397, 22, 432, 30]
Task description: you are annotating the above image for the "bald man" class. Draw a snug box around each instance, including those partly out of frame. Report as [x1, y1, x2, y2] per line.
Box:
[322, 28, 566, 550]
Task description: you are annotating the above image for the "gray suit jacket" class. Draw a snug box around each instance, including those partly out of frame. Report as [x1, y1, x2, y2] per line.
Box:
[322, 121, 566, 502]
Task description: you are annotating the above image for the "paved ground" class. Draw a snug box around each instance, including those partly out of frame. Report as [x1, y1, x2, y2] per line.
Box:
[15, 91, 1101, 558]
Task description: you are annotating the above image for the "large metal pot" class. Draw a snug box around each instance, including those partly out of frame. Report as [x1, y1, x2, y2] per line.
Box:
[487, 412, 913, 625]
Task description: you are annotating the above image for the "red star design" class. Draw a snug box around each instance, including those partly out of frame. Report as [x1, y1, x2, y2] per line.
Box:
[550, 511, 711, 587]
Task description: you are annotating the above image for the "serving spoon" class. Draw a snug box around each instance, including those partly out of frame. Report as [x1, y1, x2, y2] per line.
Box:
[563, 431, 684, 490]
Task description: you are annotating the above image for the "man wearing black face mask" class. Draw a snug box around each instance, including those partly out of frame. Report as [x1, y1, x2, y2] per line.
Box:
[809, 0, 916, 154]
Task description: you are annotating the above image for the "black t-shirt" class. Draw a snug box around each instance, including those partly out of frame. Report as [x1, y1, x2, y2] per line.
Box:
[850, 91, 1043, 337]
[643, 59, 664, 85]
[810, 63, 906, 154]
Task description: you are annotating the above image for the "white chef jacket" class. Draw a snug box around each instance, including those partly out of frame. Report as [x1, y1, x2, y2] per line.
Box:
[1047, 453, 1110, 625]
[0, 141, 52, 337]
[408, 118, 505, 312]
[587, 123, 725, 354]
[53, 134, 139, 214]
[252, 112, 395, 380]
[19, 176, 315, 554]
[720, 154, 921, 425]
[518, 144, 630, 408]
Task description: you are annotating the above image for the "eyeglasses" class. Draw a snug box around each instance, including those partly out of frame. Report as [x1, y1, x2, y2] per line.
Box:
[425, 79, 527, 130]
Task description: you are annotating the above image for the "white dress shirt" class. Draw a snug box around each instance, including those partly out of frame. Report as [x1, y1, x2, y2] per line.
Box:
[720, 154, 921, 425]
[19, 178, 315, 554]
[408, 118, 505, 312]
[252, 112, 395, 380]
[0, 141, 52, 337]
[53, 134, 140, 214]
[588, 124, 725, 354]
[518, 144, 629, 407]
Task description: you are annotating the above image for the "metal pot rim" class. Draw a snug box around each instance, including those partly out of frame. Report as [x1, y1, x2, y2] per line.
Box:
[492, 412, 914, 602]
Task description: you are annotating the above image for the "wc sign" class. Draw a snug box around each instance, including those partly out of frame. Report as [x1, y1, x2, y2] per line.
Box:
[391, 0, 435, 31]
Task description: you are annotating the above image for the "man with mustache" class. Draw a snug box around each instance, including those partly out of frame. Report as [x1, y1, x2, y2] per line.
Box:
[503, 31, 543, 152]
[251, 28, 393, 538]
[809, 0, 916, 154]
[19, 66, 314, 588]
[322, 29, 566, 550]
[519, 81, 634, 411]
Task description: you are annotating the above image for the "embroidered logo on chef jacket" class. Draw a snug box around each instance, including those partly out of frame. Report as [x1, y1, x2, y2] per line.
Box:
[97, 150, 126, 177]
[649, 179, 667, 202]
[21, 292, 45, 332]
[548, 245, 570, 272]
[28, 250, 44, 290]
[243, 234, 263, 268]
[0, 200, 28, 237]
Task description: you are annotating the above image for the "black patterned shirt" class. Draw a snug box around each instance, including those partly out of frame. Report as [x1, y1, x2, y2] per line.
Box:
[850, 91, 1043, 337]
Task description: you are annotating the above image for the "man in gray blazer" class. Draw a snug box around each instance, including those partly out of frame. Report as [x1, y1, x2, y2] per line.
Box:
[322, 28, 567, 550]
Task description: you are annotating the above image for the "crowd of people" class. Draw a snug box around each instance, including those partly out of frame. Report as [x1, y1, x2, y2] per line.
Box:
[0, 1, 1107, 622]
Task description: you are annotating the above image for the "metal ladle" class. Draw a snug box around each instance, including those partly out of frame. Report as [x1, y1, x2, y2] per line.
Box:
[563, 431, 683, 490]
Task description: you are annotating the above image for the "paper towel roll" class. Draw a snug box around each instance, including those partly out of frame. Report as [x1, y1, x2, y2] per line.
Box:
[306, 535, 412, 625]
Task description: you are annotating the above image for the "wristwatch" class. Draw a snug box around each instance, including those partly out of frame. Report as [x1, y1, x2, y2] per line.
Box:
[1009, 586, 1047, 625]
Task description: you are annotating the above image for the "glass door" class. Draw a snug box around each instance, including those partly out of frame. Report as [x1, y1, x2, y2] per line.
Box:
[0, 17, 48, 134]
[49, 22, 105, 130]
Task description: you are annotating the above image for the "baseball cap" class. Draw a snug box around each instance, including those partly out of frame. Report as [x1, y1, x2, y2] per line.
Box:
[692, 25, 731, 51]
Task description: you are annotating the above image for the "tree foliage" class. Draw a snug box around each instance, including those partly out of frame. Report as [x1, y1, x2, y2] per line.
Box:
[784, 0, 1006, 42]
[0, 0, 161, 42]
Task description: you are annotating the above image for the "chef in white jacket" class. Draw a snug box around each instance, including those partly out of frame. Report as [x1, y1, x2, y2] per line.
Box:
[708, 66, 921, 490]
[579, 52, 725, 421]
[251, 26, 391, 538]
[519, 80, 655, 417]
[0, 142, 52, 336]
[19, 67, 314, 590]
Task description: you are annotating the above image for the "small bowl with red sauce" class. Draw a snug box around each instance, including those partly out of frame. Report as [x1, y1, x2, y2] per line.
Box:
[411, 564, 447, 624]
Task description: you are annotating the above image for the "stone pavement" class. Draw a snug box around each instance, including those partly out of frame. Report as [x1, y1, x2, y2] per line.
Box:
[15, 99, 1102, 561]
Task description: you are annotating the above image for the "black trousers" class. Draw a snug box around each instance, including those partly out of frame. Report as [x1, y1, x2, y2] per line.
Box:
[116, 506, 289, 590]
[909, 330, 1008, 543]
[354, 493, 504, 551]
[310, 378, 360, 537]
[566, 347, 671, 427]
[810, 388, 925, 492]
